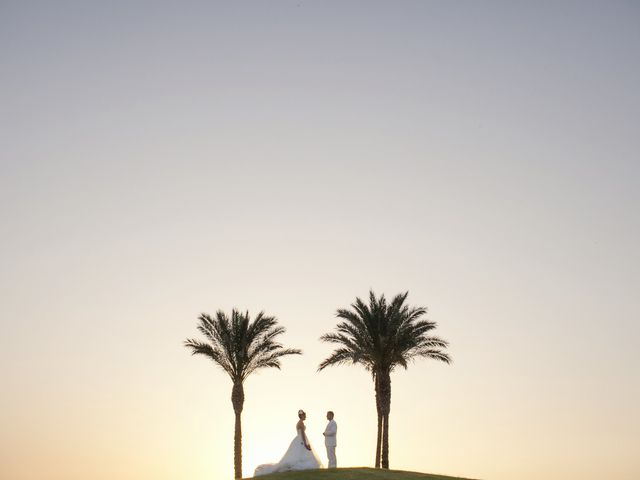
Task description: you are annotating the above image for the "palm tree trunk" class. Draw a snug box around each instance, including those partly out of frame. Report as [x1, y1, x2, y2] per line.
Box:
[382, 412, 389, 469]
[380, 372, 391, 469]
[231, 382, 245, 479]
[374, 373, 382, 468]
[376, 411, 382, 468]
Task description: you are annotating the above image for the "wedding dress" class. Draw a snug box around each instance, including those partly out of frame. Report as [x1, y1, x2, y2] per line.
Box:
[254, 423, 323, 476]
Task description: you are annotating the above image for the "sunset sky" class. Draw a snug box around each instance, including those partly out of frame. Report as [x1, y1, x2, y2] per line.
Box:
[1, 2, 639, 480]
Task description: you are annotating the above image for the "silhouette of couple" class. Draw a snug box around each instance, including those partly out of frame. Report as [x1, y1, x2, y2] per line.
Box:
[254, 409, 337, 476]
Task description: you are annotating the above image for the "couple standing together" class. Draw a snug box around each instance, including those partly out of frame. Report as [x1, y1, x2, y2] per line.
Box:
[254, 410, 338, 476]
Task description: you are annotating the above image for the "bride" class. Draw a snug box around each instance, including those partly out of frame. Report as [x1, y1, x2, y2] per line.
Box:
[254, 409, 323, 476]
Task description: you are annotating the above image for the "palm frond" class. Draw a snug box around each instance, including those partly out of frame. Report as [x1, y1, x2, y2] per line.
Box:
[184, 338, 235, 377]
[319, 290, 451, 374]
[243, 347, 302, 379]
[318, 347, 368, 371]
[185, 308, 301, 383]
[412, 349, 452, 364]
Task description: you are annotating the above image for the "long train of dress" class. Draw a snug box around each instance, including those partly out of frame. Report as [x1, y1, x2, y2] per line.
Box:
[254, 426, 323, 476]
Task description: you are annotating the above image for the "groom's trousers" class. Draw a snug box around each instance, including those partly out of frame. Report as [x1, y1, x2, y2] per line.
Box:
[326, 446, 337, 468]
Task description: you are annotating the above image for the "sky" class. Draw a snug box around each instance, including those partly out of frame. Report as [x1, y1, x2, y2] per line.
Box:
[1, 1, 639, 479]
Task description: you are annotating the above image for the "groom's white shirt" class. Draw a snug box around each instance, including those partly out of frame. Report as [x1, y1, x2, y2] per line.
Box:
[324, 419, 337, 447]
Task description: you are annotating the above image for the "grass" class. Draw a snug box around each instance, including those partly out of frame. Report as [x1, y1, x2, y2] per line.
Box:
[244, 467, 477, 480]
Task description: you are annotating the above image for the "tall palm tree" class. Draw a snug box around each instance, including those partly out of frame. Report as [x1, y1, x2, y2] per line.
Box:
[185, 309, 301, 479]
[318, 291, 451, 469]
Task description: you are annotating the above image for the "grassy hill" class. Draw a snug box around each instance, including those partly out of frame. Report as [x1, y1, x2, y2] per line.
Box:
[244, 467, 477, 480]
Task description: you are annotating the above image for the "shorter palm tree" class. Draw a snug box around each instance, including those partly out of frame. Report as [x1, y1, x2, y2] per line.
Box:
[185, 309, 301, 479]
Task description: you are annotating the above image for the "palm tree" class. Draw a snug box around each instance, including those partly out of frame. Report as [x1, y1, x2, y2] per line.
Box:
[318, 291, 451, 469]
[185, 309, 301, 479]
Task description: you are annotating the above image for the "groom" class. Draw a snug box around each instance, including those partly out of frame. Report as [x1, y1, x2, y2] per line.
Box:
[323, 411, 337, 468]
